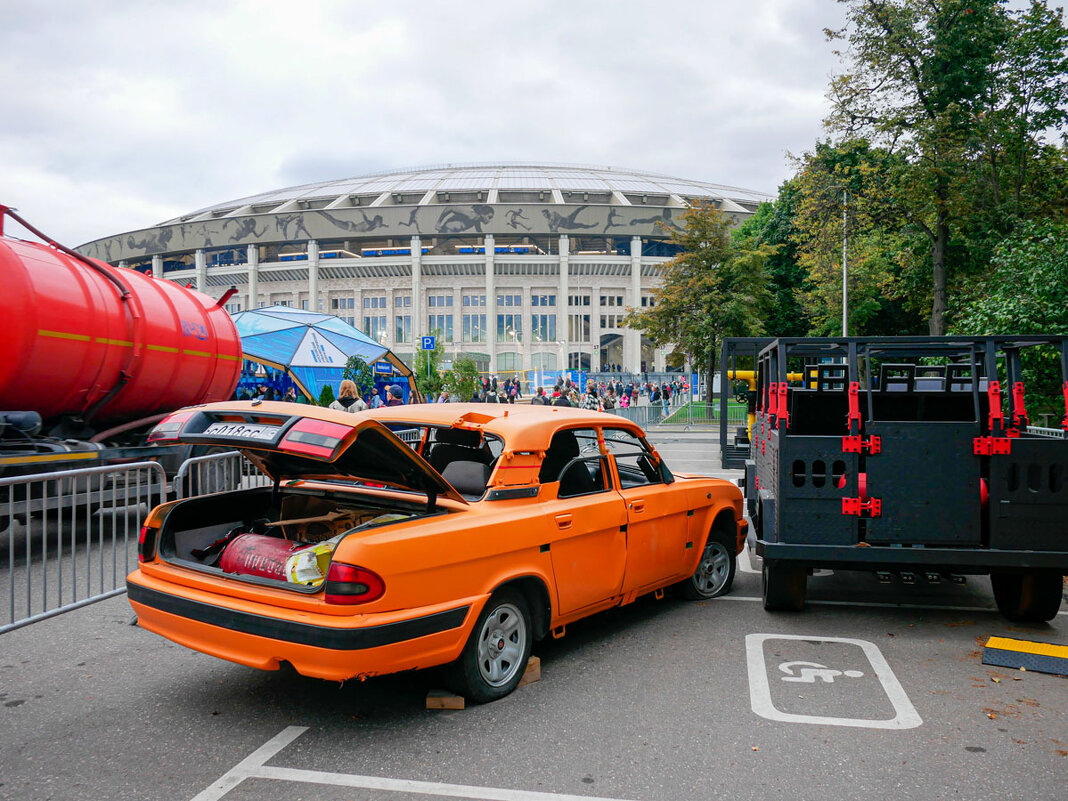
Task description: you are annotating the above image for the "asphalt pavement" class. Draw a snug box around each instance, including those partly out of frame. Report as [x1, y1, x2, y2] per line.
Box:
[1, 428, 1065, 801]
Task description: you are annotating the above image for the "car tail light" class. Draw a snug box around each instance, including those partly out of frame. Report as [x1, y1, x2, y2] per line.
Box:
[147, 411, 196, 442]
[138, 525, 159, 563]
[280, 418, 353, 459]
[324, 561, 385, 605]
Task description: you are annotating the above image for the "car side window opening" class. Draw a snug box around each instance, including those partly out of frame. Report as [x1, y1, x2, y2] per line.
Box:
[603, 428, 671, 488]
[538, 428, 606, 498]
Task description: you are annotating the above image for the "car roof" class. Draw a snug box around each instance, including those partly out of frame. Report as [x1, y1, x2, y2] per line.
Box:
[360, 402, 645, 451]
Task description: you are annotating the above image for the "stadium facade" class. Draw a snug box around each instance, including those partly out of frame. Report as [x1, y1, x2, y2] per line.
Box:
[78, 163, 770, 376]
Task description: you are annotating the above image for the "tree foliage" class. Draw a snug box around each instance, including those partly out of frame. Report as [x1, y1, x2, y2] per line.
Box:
[441, 356, 481, 402]
[624, 201, 772, 398]
[824, 0, 1068, 334]
[413, 334, 445, 397]
[317, 383, 335, 407]
[341, 356, 375, 397]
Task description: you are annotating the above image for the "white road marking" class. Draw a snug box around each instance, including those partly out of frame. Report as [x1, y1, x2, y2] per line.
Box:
[746, 633, 923, 729]
[191, 725, 640, 801]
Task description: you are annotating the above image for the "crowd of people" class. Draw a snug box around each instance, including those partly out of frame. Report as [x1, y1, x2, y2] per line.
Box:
[242, 375, 691, 414]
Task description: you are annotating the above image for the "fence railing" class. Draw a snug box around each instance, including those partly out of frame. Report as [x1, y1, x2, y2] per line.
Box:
[610, 400, 747, 429]
[173, 450, 271, 499]
[1, 461, 166, 634]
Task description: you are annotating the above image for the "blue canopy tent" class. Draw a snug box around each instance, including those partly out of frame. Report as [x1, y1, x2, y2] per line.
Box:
[231, 306, 418, 403]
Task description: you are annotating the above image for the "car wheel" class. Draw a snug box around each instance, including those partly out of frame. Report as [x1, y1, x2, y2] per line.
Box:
[681, 531, 736, 599]
[762, 559, 806, 611]
[991, 571, 1063, 622]
[452, 588, 532, 703]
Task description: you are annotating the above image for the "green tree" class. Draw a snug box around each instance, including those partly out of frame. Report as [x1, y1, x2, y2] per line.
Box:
[825, 0, 1068, 334]
[317, 383, 335, 407]
[441, 355, 480, 402]
[413, 333, 445, 398]
[342, 356, 375, 397]
[732, 180, 811, 338]
[624, 201, 772, 400]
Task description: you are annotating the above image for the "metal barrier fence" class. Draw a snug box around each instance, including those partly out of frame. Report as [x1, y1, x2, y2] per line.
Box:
[173, 450, 271, 499]
[610, 400, 747, 430]
[1, 461, 166, 634]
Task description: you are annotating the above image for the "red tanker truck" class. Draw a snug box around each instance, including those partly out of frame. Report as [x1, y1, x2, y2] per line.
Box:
[0, 205, 243, 517]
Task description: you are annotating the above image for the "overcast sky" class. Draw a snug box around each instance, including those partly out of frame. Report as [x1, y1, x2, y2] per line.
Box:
[0, 0, 847, 247]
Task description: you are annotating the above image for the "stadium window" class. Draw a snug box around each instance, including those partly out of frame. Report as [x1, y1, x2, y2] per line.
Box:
[395, 294, 411, 308]
[428, 294, 453, 308]
[569, 294, 590, 307]
[428, 314, 453, 342]
[395, 315, 411, 343]
[363, 315, 387, 341]
[531, 293, 555, 307]
[364, 295, 386, 310]
[569, 314, 591, 342]
[463, 294, 486, 307]
[462, 313, 487, 343]
[531, 314, 556, 341]
[497, 314, 522, 342]
[496, 294, 521, 308]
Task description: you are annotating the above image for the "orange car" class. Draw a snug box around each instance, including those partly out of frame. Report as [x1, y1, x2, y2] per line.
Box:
[128, 401, 746, 702]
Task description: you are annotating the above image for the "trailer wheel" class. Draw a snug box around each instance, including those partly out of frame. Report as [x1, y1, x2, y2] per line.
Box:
[762, 560, 806, 611]
[991, 571, 1063, 622]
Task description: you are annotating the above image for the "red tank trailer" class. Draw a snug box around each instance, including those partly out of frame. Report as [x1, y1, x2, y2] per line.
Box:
[0, 204, 242, 487]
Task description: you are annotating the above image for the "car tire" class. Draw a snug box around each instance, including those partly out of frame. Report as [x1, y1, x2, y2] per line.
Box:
[762, 559, 806, 611]
[680, 531, 736, 600]
[991, 571, 1063, 622]
[452, 588, 532, 703]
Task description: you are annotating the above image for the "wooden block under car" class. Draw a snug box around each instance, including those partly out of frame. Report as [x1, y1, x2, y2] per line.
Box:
[426, 690, 465, 710]
[518, 655, 541, 687]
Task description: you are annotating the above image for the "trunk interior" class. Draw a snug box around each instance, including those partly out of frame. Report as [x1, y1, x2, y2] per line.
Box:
[157, 486, 441, 592]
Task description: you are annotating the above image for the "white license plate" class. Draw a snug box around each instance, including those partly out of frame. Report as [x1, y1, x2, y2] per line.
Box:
[203, 422, 281, 440]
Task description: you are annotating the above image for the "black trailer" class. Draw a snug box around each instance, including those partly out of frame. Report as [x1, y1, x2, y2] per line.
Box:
[721, 336, 1068, 621]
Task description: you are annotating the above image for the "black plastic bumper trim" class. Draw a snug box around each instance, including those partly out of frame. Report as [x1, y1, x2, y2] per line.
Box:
[755, 541, 1068, 573]
[127, 582, 469, 651]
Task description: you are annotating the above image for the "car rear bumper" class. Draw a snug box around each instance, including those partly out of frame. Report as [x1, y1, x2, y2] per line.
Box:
[127, 572, 475, 681]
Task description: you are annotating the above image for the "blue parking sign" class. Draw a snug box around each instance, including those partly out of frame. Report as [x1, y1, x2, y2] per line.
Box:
[421, 336, 436, 350]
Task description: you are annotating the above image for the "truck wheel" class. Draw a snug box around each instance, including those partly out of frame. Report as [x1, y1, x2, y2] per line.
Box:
[762, 560, 806, 611]
[680, 531, 736, 599]
[991, 571, 1063, 622]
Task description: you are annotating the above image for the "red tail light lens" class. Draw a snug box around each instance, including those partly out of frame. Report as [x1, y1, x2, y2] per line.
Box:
[138, 525, 159, 563]
[324, 562, 385, 605]
[147, 411, 196, 442]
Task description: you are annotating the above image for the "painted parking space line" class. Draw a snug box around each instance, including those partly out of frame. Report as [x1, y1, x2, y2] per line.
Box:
[192, 726, 640, 801]
[746, 633, 922, 730]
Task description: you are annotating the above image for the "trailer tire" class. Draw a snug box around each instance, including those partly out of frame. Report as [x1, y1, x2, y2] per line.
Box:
[991, 571, 1063, 622]
[762, 560, 806, 611]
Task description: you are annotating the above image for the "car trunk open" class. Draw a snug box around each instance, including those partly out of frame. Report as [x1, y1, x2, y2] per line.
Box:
[150, 412, 467, 593]
[156, 485, 448, 592]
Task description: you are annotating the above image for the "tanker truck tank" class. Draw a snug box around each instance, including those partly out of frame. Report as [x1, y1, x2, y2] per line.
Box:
[0, 204, 242, 495]
[0, 211, 241, 429]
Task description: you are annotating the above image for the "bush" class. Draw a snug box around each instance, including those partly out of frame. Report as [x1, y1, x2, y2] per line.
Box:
[318, 384, 335, 407]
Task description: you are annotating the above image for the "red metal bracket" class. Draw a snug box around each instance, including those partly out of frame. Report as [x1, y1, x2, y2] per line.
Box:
[846, 381, 862, 432]
[777, 383, 789, 430]
[1062, 381, 1068, 431]
[987, 380, 1004, 433]
[1011, 381, 1029, 429]
[842, 435, 881, 454]
[973, 437, 1012, 456]
[842, 496, 882, 517]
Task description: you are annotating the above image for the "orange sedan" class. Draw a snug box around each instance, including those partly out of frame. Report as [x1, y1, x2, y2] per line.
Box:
[128, 401, 746, 702]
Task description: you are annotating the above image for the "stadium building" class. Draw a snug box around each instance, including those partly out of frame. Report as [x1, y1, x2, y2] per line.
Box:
[79, 163, 770, 377]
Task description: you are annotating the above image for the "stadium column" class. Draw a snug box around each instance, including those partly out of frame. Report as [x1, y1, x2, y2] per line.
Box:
[308, 239, 319, 313]
[558, 235, 569, 374]
[195, 249, 207, 293]
[247, 244, 259, 310]
[410, 236, 422, 346]
[626, 236, 642, 372]
[485, 234, 496, 374]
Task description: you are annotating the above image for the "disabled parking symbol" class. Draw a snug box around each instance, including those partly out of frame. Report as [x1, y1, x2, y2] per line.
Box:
[747, 634, 922, 730]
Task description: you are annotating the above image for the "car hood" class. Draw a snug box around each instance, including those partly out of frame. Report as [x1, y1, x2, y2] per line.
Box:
[162, 406, 466, 504]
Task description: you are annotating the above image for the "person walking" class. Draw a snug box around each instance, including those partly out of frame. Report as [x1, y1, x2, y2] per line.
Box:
[329, 380, 367, 412]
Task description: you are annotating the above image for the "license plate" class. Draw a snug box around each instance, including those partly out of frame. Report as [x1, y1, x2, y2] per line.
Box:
[203, 422, 281, 441]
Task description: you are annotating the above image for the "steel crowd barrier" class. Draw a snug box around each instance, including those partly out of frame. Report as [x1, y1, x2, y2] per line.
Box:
[1, 461, 166, 634]
[173, 450, 271, 499]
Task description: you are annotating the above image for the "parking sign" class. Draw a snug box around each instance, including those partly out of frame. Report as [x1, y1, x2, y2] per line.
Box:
[421, 336, 435, 350]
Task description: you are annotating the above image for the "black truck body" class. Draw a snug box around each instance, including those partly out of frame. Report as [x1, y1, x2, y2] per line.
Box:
[720, 336, 1068, 621]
